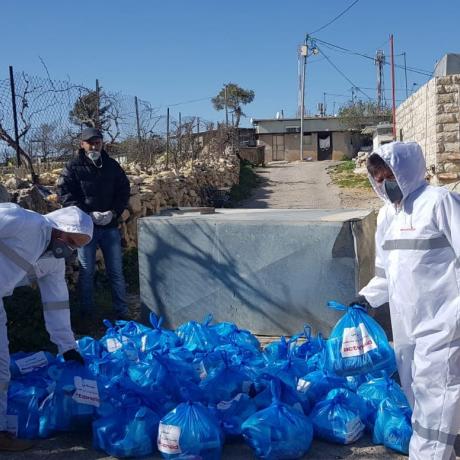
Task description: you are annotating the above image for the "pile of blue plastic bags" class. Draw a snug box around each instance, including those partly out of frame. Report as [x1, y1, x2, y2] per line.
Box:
[7, 302, 412, 459]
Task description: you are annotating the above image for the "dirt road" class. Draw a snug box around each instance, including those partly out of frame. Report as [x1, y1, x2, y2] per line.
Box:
[240, 160, 381, 210]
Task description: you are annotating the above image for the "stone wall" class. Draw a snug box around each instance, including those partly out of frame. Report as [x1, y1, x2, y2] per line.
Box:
[1, 152, 240, 284]
[396, 74, 460, 183]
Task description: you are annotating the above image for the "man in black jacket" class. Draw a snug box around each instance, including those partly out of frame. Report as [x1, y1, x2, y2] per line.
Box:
[57, 127, 131, 319]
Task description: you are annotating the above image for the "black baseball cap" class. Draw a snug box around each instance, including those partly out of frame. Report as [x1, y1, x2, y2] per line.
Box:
[81, 127, 103, 141]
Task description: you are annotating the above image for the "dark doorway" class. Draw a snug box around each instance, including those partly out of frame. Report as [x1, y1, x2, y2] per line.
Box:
[317, 132, 333, 161]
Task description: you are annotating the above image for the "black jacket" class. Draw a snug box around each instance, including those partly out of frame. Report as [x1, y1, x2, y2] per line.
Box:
[57, 149, 130, 227]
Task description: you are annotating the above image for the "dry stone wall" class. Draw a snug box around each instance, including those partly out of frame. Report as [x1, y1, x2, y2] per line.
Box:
[396, 74, 460, 184]
[1, 153, 239, 285]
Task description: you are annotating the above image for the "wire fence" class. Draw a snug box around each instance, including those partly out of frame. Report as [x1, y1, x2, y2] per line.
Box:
[0, 67, 229, 178]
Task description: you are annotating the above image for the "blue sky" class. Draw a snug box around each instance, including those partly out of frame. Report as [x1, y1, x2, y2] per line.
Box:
[1, 0, 459, 127]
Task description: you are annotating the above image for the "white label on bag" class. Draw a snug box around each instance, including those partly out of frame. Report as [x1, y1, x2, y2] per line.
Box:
[140, 334, 148, 352]
[341, 323, 377, 358]
[15, 352, 48, 374]
[106, 338, 122, 352]
[72, 376, 100, 407]
[158, 424, 181, 454]
[296, 378, 311, 393]
[192, 361, 208, 380]
[6, 415, 18, 436]
[344, 417, 364, 444]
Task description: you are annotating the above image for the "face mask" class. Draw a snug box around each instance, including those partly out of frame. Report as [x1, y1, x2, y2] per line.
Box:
[87, 149, 101, 161]
[384, 179, 403, 204]
[50, 239, 75, 259]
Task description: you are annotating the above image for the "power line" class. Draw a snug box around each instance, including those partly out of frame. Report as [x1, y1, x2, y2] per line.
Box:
[316, 45, 372, 100]
[310, 0, 361, 35]
[312, 37, 433, 77]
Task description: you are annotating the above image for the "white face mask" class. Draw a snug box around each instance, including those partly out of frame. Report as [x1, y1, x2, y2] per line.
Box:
[87, 149, 101, 161]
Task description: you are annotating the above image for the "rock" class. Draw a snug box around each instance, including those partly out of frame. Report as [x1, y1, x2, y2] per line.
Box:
[128, 194, 142, 215]
[0, 184, 10, 202]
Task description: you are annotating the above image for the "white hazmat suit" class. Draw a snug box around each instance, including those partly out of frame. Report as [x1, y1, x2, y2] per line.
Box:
[360, 142, 460, 460]
[0, 203, 93, 432]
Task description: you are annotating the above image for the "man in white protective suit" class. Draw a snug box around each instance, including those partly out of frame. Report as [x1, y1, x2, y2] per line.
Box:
[0, 203, 93, 451]
[355, 141, 460, 459]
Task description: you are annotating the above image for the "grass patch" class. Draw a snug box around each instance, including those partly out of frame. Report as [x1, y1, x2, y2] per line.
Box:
[229, 160, 261, 204]
[329, 160, 372, 189]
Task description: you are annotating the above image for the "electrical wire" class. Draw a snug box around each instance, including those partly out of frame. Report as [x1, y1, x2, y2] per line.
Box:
[309, 0, 361, 35]
[311, 37, 433, 77]
[316, 45, 372, 100]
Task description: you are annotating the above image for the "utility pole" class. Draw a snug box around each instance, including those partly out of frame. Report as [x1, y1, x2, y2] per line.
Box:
[224, 84, 229, 127]
[95, 79, 100, 129]
[166, 107, 170, 168]
[134, 96, 141, 145]
[323, 92, 327, 116]
[375, 50, 385, 111]
[390, 34, 397, 140]
[299, 35, 308, 161]
[178, 111, 182, 159]
[9, 66, 21, 167]
[403, 52, 409, 99]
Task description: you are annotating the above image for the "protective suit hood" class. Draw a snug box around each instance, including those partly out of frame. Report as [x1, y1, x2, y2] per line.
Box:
[368, 141, 427, 205]
[44, 206, 93, 240]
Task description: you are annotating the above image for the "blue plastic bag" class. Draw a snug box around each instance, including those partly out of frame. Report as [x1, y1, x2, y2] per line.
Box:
[7, 380, 49, 439]
[373, 398, 412, 454]
[292, 326, 325, 360]
[296, 370, 347, 406]
[241, 381, 313, 460]
[263, 336, 291, 362]
[199, 353, 254, 404]
[209, 392, 257, 437]
[325, 302, 396, 376]
[261, 356, 311, 390]
[158, 401, 223, 460]
[10, 351, 55, 379]
[175, 314, 222, 353]
[357, 375, 409, 428]
[211, 322, 260, 352]
[77, 337, 103, 360]
[141, 313, 182, 352]
[310, 388, 367, 444]
[253, 375, 310, 415]
[93, 403, 160, 458]
[40, 362, 99, 433]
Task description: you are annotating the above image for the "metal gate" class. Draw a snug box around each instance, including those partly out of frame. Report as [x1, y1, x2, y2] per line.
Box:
[272, 134, 285, 160]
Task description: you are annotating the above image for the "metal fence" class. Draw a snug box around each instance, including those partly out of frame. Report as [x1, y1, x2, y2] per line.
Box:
[0, 66, 223, 178]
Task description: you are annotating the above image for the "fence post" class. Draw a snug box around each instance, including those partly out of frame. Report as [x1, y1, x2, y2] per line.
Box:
[134, 96, 141, 144]
[166, 107, 170, 169]
[8, 66, 21, 167]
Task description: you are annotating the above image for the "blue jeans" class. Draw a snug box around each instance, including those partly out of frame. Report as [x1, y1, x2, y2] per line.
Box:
[77, 226, 128, 315]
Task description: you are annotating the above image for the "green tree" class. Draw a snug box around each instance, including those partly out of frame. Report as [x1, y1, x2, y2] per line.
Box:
[212, 83, 255, 127]
[69, 90, 111, 129]
[337, 100, 392, 130]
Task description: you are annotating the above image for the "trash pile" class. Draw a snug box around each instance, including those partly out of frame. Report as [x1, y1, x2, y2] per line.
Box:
[7, 303, 412, 458]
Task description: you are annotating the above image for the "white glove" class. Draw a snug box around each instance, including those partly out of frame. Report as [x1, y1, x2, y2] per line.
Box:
[90, 211, 105, 225]
[99, 210, 113, 226]
[90, 211, 113, 226]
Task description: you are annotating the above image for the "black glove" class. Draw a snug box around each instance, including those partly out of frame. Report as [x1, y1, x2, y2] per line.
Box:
[348, 295, 371, 311]
[63, 349, 85, 366]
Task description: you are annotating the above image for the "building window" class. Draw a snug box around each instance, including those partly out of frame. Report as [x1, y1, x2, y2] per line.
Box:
[286, 126, 300, 133]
